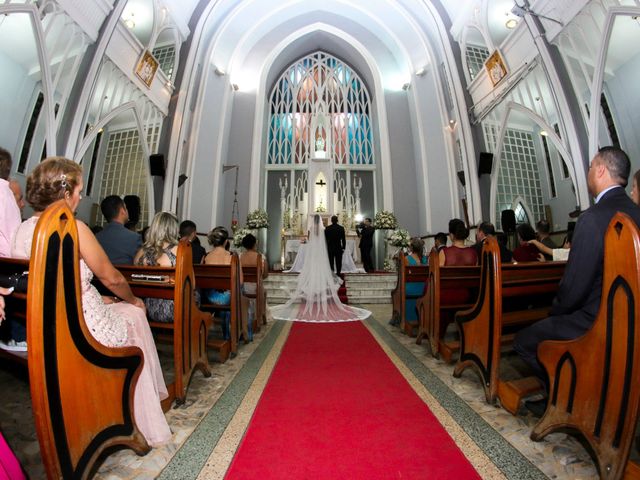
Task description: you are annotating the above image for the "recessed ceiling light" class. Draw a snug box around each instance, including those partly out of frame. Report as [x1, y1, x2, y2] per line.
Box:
[540, 130, 548, 136]
[505, 18, 518, 29]
[123, 12, 135, 29]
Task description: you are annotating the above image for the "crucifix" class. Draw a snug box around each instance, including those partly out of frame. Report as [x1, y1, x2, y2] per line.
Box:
[315, 178, 326, 187]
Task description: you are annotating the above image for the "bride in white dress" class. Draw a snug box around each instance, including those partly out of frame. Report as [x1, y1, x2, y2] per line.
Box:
[271, 214, 371, 322]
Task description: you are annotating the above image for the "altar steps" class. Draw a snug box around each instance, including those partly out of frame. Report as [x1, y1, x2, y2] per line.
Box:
[265, 273, 396, 305]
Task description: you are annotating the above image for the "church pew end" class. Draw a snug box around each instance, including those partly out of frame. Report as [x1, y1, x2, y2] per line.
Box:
[27, 200, 150, 479]
[531, 213, 640, 480]
[118, 240, 213, 406]
[454, 237, 564, 405]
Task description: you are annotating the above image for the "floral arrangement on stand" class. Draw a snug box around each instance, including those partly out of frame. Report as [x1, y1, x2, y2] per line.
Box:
[315, 202, 326, 213]
[232, 227, 255, 248]
[246, 208, 269, 229]
[388, 228, 410, 249]
[374, 210, 398, 230]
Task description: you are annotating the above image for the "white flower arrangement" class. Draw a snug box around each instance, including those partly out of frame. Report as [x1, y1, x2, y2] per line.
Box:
[374, 210, 398, 230]
[246, 209, 269, 229]
[383, 258, 396, 272]
[232, 227, 255, 248]
[388, 228, 410, 248]
[315, 202, 326, 213]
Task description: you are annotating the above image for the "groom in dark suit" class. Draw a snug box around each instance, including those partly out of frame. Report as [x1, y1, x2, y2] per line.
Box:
[515, 147, 640, 387]
[325, 215, 346, 276]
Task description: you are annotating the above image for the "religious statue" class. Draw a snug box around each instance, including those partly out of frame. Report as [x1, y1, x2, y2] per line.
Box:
[315, 135, 325, 152]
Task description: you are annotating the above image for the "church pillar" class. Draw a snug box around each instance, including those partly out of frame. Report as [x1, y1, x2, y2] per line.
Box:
[520, 2, 591, 209]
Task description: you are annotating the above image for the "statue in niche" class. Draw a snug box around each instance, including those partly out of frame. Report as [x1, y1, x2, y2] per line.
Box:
[315, 133, 325, 152]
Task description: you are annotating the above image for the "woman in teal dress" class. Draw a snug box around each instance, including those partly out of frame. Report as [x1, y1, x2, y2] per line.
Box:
[405, 237, 427, 324]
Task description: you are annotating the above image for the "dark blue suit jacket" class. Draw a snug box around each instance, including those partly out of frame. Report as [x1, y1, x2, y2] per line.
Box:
[550, 187, 640, 334]
[95, 222, 142, 265]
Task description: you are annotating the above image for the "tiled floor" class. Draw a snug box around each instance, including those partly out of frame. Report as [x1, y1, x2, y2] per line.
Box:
[0, 305, 602, 479]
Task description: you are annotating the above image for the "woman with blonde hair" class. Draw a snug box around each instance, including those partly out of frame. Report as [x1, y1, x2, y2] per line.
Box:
[11, 157, 171, 447]
[134, 211, 180, 322]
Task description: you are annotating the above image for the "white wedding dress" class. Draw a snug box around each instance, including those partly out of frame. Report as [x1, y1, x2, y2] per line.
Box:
[271, 214, 371, 322]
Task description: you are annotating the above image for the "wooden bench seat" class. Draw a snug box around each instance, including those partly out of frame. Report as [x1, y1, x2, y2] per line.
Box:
[194, 257, 242, 356]
[26, 200, 150, 478]
[416, 249, 480, 362]
[453, 237, 565, 408]
[390, 251, 429, 336]
[530, 213, 640, 479]
[117, 240, 213, 406]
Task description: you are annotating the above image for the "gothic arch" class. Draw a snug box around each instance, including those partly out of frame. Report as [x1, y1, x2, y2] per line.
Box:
[489, 101, 578, 227]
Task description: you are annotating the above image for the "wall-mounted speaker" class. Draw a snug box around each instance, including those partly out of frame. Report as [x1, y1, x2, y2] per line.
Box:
[149, 154, 165, 177]
[478, 152, 494, 175]
[501, 209, 516, 233]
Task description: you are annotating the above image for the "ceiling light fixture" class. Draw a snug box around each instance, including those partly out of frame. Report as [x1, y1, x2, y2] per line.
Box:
[214, 66, 226, 76]
[505, 18, 518, 29]
[415, 66, 428, 77]
[402, 82, 410, 91]
[123, 12, 135, 29]
[540, 130, 548, 136]
[232, 83, 239, 91]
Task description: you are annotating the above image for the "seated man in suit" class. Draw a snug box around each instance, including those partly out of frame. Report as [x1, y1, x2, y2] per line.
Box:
[180, 220, 206, 264]
[473, 221, 513, 263]
[514, 147, 640, 412]
[96, 195, 141, 265]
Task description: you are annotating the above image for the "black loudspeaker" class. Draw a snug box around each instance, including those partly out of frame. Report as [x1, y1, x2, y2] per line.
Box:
[456, 171, 465, 187]
[501, 209, 516, 233]
[478, 152, 494, 175]
[149, 154, 165, 177]
[124, 195, 141, 223]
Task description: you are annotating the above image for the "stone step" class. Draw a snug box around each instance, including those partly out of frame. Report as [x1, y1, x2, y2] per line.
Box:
[265, 272, 394, 305]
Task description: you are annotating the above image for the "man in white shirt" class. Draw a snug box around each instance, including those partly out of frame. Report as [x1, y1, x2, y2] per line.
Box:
[0, 147, 21, 257]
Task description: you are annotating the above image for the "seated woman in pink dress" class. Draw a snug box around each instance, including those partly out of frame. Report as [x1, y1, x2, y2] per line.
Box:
[11, 157, 171, 447]
[439, 218, 478, 305]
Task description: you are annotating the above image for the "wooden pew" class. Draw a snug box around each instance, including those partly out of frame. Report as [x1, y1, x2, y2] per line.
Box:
[194, 255, 242, 356]
[0, 257, 29, 365]
[241, 256, 268, 332]
[26, 200, 150, 479]
[416, 249, 480, 362]
[453, 237, 565, 407]
[390, 251, 429, 336]
[117, 240, 213, 406]
[531, 213, 640, 480]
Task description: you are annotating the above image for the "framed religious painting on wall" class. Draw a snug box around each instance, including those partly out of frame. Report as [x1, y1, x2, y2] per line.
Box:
[135, 50, 159, 88]
[485, 50, 508, 87]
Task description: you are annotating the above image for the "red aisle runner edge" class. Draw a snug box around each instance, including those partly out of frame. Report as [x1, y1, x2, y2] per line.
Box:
[225, 322, 480, 479]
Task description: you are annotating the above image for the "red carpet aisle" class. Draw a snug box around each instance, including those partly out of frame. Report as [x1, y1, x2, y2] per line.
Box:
[225, 322, 480, 479]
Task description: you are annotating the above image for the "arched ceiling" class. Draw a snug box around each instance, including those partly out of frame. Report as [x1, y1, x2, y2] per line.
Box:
[182, 0, 459, 92]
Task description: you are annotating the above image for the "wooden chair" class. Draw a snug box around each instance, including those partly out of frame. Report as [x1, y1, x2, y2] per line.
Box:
[454, 237, 564, 406]
[416, 249, 479, 362]
[194, 255, 242, 356]
[241, 256, 268, 332]
[390, 251, 429, 336]
[117, 240, 213, 405]
[531, 213, 640, 480]
[27, 200, 150, 479]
